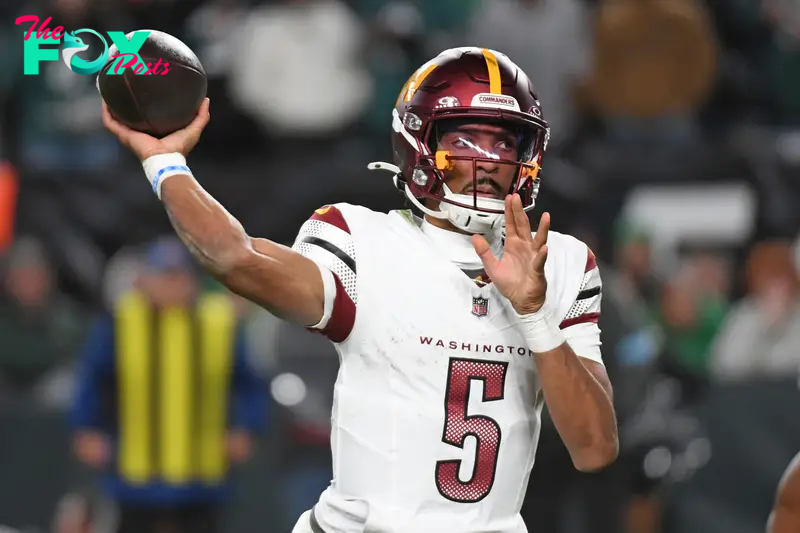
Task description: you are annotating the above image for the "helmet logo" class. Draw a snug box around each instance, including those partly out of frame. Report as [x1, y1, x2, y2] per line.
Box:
[470, 93, 520, 111]
[403, 112, 422, 131]
[412, 169, 428, 186]
[435, 96, 461, 109]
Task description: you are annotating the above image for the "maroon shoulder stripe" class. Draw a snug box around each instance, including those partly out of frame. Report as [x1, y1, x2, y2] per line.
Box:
[585, 248, 597, 272]
[321, 274, 356, 342]
[559, 312, 600, 329]
[310, 205, 350, 234]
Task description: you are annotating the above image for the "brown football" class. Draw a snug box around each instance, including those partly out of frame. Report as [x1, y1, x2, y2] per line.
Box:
[97, 30, 207, 138]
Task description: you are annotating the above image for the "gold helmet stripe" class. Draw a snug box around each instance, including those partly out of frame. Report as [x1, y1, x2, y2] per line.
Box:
[481, 49, 502, 94]
[397, 62, 438, 105]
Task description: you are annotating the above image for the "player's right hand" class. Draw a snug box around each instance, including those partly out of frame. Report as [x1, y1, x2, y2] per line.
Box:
[473, 194, 550, 315]
[101, 97, 210, 162]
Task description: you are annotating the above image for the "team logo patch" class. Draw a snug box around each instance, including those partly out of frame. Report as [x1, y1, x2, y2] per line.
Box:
[472, 296, 489, 317]
[315, 205, 332, 216]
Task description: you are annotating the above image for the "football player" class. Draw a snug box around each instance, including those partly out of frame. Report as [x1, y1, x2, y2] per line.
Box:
[101, 47, 619, 533]
[769, 451, 800, 533]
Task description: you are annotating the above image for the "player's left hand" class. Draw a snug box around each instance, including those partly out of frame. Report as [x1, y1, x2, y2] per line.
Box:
[472, 194, 550, 315]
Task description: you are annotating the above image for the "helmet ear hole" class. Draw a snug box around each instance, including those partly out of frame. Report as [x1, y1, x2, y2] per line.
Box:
[392, 174, 405, 191]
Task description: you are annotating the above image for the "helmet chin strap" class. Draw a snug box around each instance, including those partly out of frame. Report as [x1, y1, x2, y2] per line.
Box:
[368, 162, 509, 235]
[438, 185, 505, 234]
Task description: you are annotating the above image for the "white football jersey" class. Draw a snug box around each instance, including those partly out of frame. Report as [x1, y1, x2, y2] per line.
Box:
[291, 204, 603, 533]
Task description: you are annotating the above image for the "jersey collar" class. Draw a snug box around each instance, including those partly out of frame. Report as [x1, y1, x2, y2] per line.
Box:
[420, 217, 503, 271]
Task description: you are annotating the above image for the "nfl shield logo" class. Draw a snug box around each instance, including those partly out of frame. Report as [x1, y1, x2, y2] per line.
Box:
[472, 296, 489, 317]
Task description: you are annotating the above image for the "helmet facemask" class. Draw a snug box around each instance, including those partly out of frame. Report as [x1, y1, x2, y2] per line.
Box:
[405, 114, 545, 233]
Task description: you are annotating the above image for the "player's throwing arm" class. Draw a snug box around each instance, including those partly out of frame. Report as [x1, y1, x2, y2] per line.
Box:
[101, 99, 329, 329]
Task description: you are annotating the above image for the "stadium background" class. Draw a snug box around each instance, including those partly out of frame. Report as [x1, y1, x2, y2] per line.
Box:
[0, 0, 800, 532]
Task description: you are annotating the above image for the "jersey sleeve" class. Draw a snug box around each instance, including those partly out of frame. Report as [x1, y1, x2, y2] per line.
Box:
[560, 247, 603, 365]
[291, 205, 357, 343]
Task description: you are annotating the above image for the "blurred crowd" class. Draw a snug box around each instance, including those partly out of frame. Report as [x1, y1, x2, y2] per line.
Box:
[0, 0, 799, 532]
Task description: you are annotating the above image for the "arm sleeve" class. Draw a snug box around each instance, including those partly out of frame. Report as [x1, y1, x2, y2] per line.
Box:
[561, 247, 604, 365]
[291, 204, 357, 342]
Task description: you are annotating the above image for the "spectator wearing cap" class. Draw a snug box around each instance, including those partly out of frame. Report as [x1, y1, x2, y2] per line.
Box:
[70, 236, 267, 533]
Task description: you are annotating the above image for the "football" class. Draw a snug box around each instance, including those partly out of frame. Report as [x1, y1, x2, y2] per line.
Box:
[97, 30, 207, 138]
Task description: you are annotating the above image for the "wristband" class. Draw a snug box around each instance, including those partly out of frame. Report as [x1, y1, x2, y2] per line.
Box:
[514, 302, 566, 354]
[142, 153, 192, 199]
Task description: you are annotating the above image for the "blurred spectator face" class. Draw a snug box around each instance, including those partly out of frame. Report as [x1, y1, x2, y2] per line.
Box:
[138, 270, 197, 308]
[746, 241, 798, 298]
[619, 239, 652, 281]
[661, 280, 698, 329]
[615, 222, 653, 281]
[3, 237, 53, 309]
[137, 238, 197, 308]
[7, 264, 52, 309]
[689, 252, 731, 299]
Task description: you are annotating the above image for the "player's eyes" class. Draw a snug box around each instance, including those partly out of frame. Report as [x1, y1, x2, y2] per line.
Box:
[497, 141, 516, 151]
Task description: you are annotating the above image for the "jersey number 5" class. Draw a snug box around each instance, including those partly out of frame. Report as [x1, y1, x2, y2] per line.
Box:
[435, 358, 509, 503]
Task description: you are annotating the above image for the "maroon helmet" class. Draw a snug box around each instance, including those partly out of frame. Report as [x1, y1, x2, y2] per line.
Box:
[369, 47, 549, 234]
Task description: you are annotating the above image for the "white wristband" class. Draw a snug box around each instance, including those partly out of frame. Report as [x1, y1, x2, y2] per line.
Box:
[515, 303, 566, 354]
[142, 153, 192, 199]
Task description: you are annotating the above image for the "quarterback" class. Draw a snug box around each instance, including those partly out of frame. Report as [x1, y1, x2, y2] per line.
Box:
[101, 48, 618, 533]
